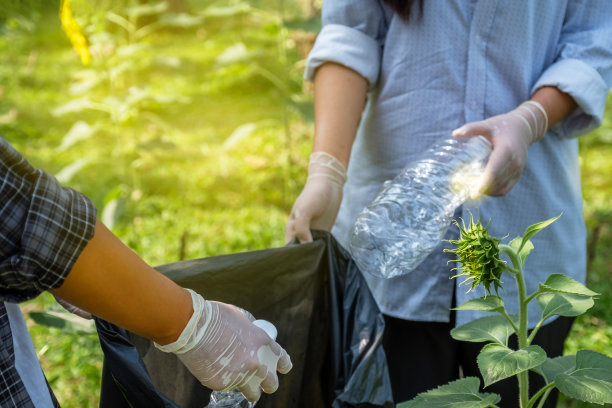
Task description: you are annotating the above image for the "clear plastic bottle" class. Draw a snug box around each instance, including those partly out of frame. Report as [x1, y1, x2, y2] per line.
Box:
[349, 135, 492, 279]
[205, 320, 278, 408]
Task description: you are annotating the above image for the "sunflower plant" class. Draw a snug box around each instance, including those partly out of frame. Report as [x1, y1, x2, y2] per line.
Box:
[398, 214, 612, 408]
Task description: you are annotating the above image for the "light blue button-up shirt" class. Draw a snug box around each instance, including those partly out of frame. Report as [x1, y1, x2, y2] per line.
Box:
[305, 0, 612, 327]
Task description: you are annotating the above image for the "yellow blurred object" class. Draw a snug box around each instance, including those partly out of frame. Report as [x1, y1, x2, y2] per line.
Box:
[60, 0, 91, 65]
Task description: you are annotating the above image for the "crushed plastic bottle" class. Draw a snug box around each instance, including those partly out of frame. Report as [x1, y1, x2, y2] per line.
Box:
[205, 320, 278, 408]
[349, 135, 492, 279]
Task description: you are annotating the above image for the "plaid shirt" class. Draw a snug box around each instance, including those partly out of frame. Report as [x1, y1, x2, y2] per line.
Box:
[0, 137, 97, 407]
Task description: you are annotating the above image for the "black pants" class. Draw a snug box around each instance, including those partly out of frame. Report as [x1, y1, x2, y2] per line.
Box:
[382, 314, 574, 407]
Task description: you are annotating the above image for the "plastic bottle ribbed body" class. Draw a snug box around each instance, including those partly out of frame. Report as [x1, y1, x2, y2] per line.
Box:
[349, 136, 492, 279]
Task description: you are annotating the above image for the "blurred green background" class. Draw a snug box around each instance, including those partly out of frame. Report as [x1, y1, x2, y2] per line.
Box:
[0, 0, 610, 406]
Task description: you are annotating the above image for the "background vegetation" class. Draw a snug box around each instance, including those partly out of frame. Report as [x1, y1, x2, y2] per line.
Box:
[0, 1, 609, 406]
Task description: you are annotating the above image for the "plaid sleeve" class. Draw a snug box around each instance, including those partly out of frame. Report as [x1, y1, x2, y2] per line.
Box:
[0, 138, 97, 302]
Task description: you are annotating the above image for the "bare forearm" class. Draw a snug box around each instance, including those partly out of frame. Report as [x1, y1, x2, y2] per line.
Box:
[531, 86, 577, 131]
[50, 220, 192, 345]
[312, 62, 368, 167]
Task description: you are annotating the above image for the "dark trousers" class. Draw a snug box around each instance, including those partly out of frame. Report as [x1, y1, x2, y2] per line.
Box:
[382, 314, 574, 407]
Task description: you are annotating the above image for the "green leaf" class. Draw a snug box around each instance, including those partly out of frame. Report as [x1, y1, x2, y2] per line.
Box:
[555, 350, 612, 405]
[223, 123, 257, 150]
[28, 311, 96, 335]
[397, 377, 500, 408]
[125, 1, 168, 18]
[215, 43, 250, 66]
[106, 12, 135, 34]
[534, 355, 576, 383]
[200, 4, 251, 18]
[517, 214, 561, 252]
[453, 296, 505, 313]
[158, 13, 205, 28]
[477, 343, 547, 387]
[101, 187, 125, 230]
[450, 315, 515, 346]
[536, 292, 594, 320]
[52, 98, 97, 116]
[538, 274, 599, 297]
[508, 236, 533, 266]
[57, 121, 97, 152]
[55, 158, 92, 184]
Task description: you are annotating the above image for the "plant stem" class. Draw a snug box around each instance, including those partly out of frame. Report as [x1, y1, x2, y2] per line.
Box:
[500, 244, 529, 408]
[524, 291, 539, 305]
[536, 388, 553, 408]
[527, 382, 555, 408]
[500, 310, 520, 334]
[527, 318, 546, 345]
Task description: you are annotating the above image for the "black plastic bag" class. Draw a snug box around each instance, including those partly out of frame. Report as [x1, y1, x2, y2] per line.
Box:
[97, 231, 393, 408]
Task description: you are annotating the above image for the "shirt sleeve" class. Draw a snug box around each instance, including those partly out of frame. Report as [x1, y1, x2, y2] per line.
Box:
[0, 138, 97, 302]
[304, 0, 389, 87]
[531, 0, 612, 138]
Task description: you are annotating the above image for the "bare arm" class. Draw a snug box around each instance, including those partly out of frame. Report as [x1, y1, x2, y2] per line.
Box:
[312, 62, 369, 167]
[284, 62, 368, 242]
[50, 220, 192, 345]
[530, 86, 577, 131]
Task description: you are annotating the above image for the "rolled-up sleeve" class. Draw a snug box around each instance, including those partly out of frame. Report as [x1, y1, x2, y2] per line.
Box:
[0, 138, 97, 302]
[532, 0, 612, 138]
[304, 0, 388, 87]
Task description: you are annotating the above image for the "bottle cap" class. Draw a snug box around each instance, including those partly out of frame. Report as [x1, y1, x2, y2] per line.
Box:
[253, 319, 277, 340]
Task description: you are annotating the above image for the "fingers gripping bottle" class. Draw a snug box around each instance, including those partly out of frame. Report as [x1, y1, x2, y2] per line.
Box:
[349, 135, 492, 279]
[206, 320, 278, 408]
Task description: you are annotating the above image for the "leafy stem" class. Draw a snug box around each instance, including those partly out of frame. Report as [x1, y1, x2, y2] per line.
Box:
[500, 310, 520, 334]
[527, 318, 546, 345]
[500, 244, 529, 407]
[524, 291, 539, 305]
[527, 382, 556, 408]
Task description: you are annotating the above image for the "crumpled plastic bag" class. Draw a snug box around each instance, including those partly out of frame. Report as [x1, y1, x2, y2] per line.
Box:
[97, 231, 393, 408]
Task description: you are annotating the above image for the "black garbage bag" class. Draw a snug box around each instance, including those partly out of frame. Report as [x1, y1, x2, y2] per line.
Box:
[97, 231, 393, 408]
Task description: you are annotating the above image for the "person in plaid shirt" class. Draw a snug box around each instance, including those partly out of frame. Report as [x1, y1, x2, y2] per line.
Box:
[0, 137, 292, 407]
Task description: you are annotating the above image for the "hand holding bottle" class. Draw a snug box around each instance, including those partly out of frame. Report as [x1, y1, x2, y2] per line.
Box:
[453, 101, 548, 197]
[155, 290, 292, 402]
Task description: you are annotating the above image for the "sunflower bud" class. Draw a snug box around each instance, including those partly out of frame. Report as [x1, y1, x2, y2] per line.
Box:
[445, 213, 506, 295]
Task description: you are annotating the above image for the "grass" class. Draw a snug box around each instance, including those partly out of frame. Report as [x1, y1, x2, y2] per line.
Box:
[1, 2, 611, 407]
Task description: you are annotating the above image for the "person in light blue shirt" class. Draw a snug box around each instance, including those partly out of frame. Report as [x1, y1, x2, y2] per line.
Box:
[285, 0, 612, 406]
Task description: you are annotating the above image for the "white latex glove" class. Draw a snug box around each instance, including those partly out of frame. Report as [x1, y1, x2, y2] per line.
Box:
[452, 100, 548, 197]
[154, 290, 292, 402]
[285, 151, 347, 243]
[53, 294, 92, 319]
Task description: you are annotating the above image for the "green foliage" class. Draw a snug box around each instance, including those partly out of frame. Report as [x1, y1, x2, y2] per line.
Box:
[2, 1, 315, 406]
[477, 343, 547, 387]
[554, 350, 612, 406]
[536, 292, 595, 320]
[450, 315, 516, 346]
[1, 1, 610, 407]
[397, 377, 501, 408]
[406, 217, 612, 408]
[453, 295, 505, 314]
[29, 310, 96, 335]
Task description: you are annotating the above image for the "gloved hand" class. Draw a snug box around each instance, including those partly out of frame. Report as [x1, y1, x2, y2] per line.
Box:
[452, 101, 548, 197]
[53, 294, 92, 319]
[285, 151, 347, 243]
[155, 290, 292, 402]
